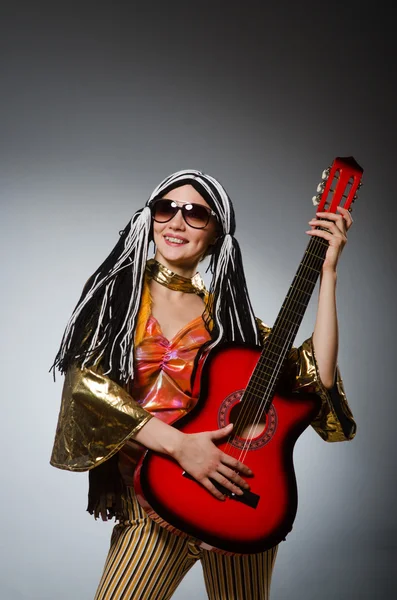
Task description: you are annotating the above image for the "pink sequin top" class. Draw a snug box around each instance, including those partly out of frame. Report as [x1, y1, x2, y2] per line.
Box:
[118, 313, 211, 485]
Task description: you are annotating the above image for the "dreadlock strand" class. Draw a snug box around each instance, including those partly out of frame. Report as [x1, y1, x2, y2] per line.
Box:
[103, 207, 151, 382]
[204, 234, 260, 353]
[51, 207, 152, 383]
[81, 277, 115, 369]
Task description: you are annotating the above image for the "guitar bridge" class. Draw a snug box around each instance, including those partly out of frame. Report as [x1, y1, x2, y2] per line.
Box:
[182, 471, 260, 509]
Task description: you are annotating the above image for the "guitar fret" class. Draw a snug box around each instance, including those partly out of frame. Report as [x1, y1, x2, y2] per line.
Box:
[282, 306, 304, 319]
[258, 353, 278, 364]
[294, 274, 317, 286]
[252, 364, 274, 376]
[266, 331, 293, 346]
[274, 316, 301, 328]
[305, 249, 325, 261]
[246, 381, 275, 396]
[243, 392, 273, 405]
[290, 286, 311, 296]
[299, 263, 321, 274]
[313, 238, 329, 249]
[265, 347, 287, 359]
[262, 340, 290, 355]
[253, 365, 280, 381]
[272, 324, 299, 338]
[248, 379, 272, 393]
[284, 296, 307, 308]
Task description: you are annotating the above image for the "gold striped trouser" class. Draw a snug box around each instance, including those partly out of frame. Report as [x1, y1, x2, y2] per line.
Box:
[94, 487, 278, 600]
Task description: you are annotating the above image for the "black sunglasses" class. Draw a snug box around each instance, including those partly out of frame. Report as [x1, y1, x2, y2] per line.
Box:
[151, 198, 217, 229]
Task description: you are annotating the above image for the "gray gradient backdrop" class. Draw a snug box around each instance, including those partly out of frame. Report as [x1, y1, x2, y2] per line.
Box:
[1, 2, 396, 599]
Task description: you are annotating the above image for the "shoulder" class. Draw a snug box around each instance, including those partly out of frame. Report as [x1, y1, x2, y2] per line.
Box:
[255, 317, 271, 345]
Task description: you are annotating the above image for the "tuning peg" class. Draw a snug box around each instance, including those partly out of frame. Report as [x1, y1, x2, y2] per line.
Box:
[312, 195, 321, 206]
[322, 168, 330, 180]
[316, 182, 325, 193]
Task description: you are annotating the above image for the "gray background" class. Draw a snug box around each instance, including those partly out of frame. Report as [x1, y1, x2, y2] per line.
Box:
[1, 2, 396, 599]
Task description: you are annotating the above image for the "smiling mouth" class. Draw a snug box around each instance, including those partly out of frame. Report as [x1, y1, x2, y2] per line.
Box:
[164, 236, 188, 245]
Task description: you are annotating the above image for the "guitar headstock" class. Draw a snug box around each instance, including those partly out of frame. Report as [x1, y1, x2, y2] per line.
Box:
[312, 156, 363, 214]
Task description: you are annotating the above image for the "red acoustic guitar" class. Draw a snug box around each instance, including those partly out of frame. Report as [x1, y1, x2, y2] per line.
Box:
[134, 157, 363, 555]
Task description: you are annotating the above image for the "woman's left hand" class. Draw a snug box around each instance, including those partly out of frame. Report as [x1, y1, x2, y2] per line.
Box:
[306, 205, 353, 272]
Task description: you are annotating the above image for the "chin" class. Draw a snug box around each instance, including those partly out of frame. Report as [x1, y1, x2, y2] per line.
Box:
[155, 247, 199, 270]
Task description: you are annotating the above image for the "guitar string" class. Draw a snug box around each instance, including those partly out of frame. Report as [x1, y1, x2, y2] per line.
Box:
[227, 232, 327, 465]
[219, 170, 359, 469]
[234, 178, 358, 454]
[218, 231, 325, 466]
[239, 236, 327, 463]
[222, 195, 344, 466]
[244, 236, 326, 419]
[228, 177, 356, 465]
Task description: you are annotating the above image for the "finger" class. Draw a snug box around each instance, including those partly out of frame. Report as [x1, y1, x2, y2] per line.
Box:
[210, 423, 233, 440]
[306, 229, 334, 241]
[313, 211, 348, 233]
[202, 477, 227, 501]
[308, 219, 348, 240]
[336, 205, 353, 229]
[314, 209, 350, 233]
[210, 471, 245, 496]
[218, 463, 250, 490]
[309, 218, 340, 232]
[221, 455, 253, 477]
[330, 211, 348, 234]
[313, 211, 339, 220]
[306, 229, 346, 244]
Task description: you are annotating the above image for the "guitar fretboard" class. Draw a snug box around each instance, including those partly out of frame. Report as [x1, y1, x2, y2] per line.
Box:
[232, 155, 363, 431]
[243, 233, 329, 410]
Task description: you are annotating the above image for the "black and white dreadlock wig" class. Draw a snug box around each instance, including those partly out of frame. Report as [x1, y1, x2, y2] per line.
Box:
[51, 169, 261, 386]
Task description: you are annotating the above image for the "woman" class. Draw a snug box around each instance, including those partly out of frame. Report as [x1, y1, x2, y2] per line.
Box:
[50, 169, 356, 599]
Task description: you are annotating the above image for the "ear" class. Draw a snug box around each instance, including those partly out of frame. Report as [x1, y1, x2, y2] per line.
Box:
[201, 236, 220, 261]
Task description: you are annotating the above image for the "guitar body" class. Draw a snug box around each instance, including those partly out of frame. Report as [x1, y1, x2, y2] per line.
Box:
[134, 344, 321, 555]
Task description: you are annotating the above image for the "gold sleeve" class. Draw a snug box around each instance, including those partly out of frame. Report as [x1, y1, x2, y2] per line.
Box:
[256, 319, 357, 443]
[50, 364, 153, 472]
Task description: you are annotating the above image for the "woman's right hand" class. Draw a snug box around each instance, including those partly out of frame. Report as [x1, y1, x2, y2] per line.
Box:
[171, 423, 253, 500]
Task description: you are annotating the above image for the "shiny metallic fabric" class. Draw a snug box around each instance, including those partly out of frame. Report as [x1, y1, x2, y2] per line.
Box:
[119, 314, 212, 486]
[257, 319, 356, 443]
[145, 258, 206, 296]
[50, 364, 153, 472]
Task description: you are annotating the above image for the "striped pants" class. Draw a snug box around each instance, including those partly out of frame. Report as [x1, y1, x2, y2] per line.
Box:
[94, 487, 278, 600]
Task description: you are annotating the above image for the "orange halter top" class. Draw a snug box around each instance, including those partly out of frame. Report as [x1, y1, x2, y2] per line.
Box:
[118, 309, 211, 485]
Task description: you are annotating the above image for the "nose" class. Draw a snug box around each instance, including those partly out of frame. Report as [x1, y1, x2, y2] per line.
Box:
[168, 207, 186, 229]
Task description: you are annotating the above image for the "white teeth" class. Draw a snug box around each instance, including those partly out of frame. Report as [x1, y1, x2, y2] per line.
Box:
[165, 236, 185, 244]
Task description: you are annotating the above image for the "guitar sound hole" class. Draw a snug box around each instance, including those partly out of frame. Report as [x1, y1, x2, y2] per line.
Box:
[229, 402, 267, 440]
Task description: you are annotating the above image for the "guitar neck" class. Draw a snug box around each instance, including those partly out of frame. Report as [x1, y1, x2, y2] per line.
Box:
[271, 233, 328, 351]
[241, 155, 363, 413]
[245, 234, 328, 408]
